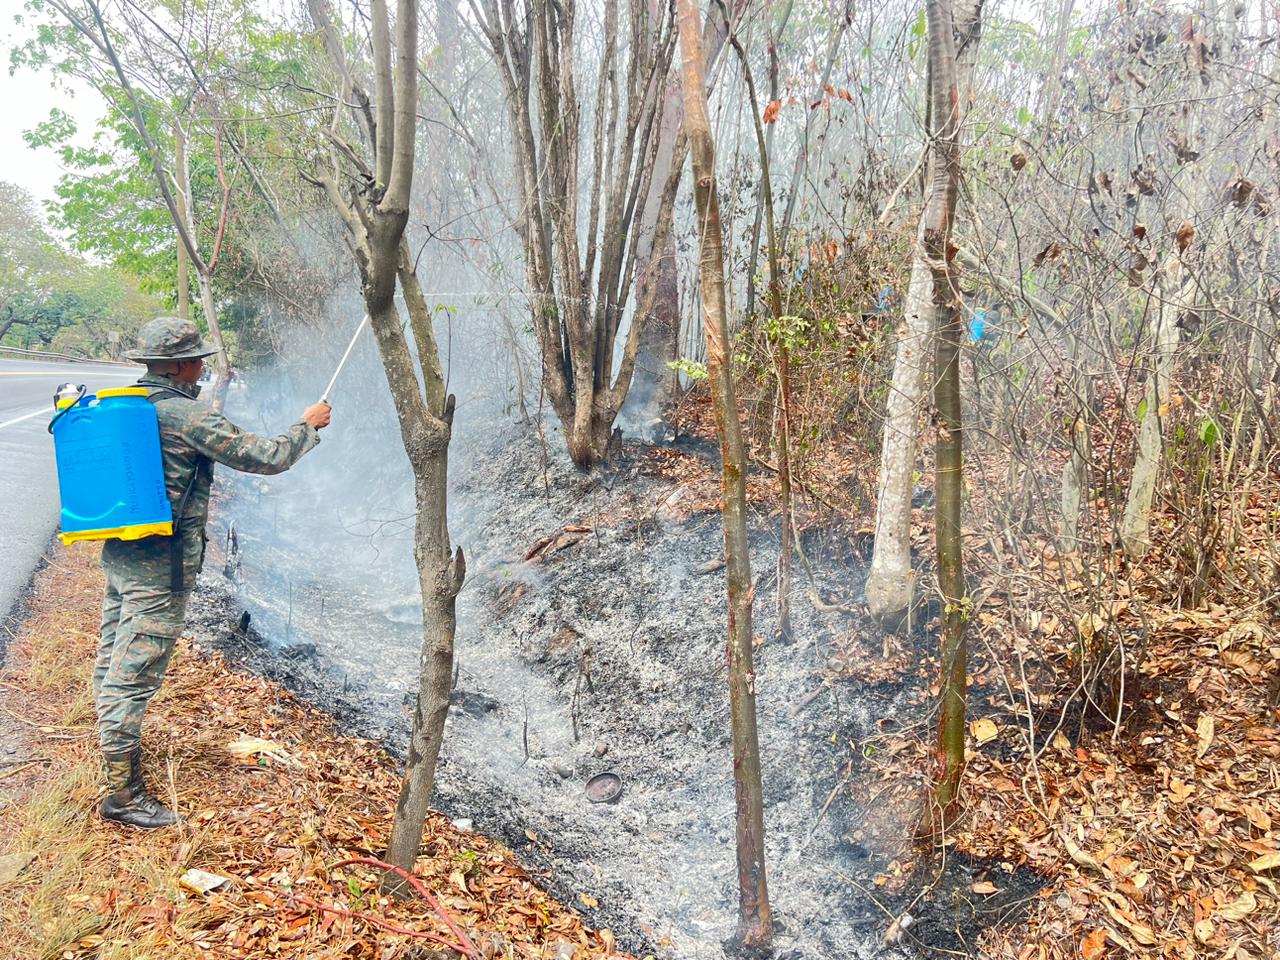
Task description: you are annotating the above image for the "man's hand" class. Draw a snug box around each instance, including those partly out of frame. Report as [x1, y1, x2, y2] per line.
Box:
[303, 402, 333, 430]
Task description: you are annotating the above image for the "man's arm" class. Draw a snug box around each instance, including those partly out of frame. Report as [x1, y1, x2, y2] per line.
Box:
[180, 403, 330, 475]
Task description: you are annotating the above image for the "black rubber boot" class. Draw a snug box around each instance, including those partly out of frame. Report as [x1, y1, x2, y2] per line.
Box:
[100, 750, 178, 829]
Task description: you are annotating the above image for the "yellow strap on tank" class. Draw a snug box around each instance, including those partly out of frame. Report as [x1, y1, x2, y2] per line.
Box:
[96, 387, 149, 399]
[59, 521, 174, 545]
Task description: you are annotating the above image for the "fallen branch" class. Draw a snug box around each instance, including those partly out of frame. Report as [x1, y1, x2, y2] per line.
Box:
[789, 680, 831, 719]
[332, 856, 480, 958]
[0, 706, 89, 731]
[0, 759, 50, 780]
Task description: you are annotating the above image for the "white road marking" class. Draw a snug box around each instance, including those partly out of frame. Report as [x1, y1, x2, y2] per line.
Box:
[0, 370, 138, 377]
[0, 406, 51, 431]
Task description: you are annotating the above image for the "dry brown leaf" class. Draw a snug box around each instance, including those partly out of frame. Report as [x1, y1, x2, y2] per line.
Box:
[1062, 833, 1100, 870]
[1196, 714, 1215, 758]
[971, 719, 999, 745]
[1244, 804, 1272, 831]
[1248, 852, 1280, 873]
[1081, 928, 1108, 960]
[1194, 918, 1215, 943]
[972, 881, 1000, 894]
[1216, 890, 1257, 921]
[180, 868, 230, 895]
[1101, 894, 1157, 945]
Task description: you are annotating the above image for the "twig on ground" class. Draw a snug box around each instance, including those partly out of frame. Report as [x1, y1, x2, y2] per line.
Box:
[0, 755, 50, 767]
[0, 705, 89, 731]
[807, 758, 852, 839]
[0, 759, 50, 780]
[789, 680, 832, 719]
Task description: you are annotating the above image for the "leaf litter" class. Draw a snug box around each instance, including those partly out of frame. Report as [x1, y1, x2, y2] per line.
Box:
[0, 546, 626, 960]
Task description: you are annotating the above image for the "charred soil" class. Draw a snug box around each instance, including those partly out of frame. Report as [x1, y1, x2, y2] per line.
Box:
[193, 417, 1047, 959]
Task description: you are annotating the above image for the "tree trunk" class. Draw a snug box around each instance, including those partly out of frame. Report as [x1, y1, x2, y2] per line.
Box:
[1058, 327, 1092, 549]
[196, 272, 231, 410]
[383, 387, 463, 874]
[70, 2, 232, 400]
[174, 123, 191, 322]
[172, 122, 230, 411]
[677, 0, 771, 945]
[865, 0, 982, 631]
[474, 0, 684, 469]
[307, 0, 462, 894]
[631, 0, 744, 420]
[727, 31, 791, 642]
[865, 260, 933, 629]
[631, 230, 681, 422]
[1059, 413, 1090, 547]
[920, 0, 975, 821]
[1120, 260, 1184, 557]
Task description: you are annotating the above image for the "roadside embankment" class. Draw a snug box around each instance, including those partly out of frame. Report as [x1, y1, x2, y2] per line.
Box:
[0, 543, 623, 960]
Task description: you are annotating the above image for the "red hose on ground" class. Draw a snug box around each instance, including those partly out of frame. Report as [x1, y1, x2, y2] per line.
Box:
[292, 893, 471, 954]
[332, 855, 481, 958]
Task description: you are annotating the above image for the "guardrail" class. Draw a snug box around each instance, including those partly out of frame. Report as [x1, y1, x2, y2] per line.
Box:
[0, 345, 131, 366]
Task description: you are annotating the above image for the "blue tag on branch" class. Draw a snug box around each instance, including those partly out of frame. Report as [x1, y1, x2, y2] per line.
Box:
[968, 307, 988, 343]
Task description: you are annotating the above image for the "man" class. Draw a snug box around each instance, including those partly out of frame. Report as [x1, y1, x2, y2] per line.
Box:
[94, 317, 332, 828]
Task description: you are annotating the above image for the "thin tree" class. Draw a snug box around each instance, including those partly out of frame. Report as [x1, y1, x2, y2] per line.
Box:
[722, 15, 792, 643]
[865, 0, 983, 630]
[631, 0, 747, 418]
[677, 0, 771, 944]
[921, 0, 982, 817]
[305, 0, 465, 889]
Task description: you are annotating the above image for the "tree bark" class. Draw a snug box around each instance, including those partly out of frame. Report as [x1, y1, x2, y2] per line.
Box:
[865, 260, 934, 629]
[677, 0, 771, 945]
[726, 29, 792, 642]
[174, 123, 191, 322]
[921, 0, 973, 822]
[865, 0, 983, 630]
[631, 0, 744, 419]
[307, 0, 463, 894]
[1120, 260, 1183, 557]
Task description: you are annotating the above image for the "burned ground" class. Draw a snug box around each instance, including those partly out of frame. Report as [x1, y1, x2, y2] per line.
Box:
[190, 420, 1045, 959]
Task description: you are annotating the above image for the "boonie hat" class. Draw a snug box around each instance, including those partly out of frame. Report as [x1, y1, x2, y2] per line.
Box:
[129, 317, 219, 362]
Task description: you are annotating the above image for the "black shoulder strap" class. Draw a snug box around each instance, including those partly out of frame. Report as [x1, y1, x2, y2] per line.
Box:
[143, 383, 210, 593]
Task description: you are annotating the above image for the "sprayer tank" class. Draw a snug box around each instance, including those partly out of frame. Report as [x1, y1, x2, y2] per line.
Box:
[50, 387, 173, 544]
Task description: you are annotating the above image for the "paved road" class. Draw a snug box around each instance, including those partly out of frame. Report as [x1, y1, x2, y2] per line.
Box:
[0, 358, 140, 624]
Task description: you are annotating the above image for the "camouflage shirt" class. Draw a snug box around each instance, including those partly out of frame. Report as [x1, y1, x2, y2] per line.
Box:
[139, 373, 320, 526]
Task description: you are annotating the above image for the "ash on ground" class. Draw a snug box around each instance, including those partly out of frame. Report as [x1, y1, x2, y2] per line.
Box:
[189, 416, 1040, 959]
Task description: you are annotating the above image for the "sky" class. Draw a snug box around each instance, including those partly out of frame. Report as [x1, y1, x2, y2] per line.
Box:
[0, 0, 106, 208]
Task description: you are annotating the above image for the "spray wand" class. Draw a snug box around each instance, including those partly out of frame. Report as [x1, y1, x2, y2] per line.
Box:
[320, 314, 370, 404]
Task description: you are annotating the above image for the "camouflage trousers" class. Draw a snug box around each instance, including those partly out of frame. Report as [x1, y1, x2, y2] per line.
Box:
[94, 525, 205, 755]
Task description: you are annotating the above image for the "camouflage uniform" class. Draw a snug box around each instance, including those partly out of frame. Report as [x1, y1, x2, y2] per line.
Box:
[94, 322, 320, 760]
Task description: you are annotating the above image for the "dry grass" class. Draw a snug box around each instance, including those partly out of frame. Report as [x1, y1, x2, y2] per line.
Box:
[0, 545, 623, 960]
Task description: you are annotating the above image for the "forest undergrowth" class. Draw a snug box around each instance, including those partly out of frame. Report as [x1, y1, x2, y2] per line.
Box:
[675, 375, 1280, 959]
[0, 548, 622, 960]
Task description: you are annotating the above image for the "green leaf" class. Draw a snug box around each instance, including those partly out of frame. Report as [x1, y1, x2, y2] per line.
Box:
[1135, 397, 1148, 422]
[911, 9, 927, 37]
[1198, 418, 1219, 446]
[666, 357, 708, 381]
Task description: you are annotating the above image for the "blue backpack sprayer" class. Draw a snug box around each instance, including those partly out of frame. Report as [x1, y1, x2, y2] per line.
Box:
[47, 316, 367, 546]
